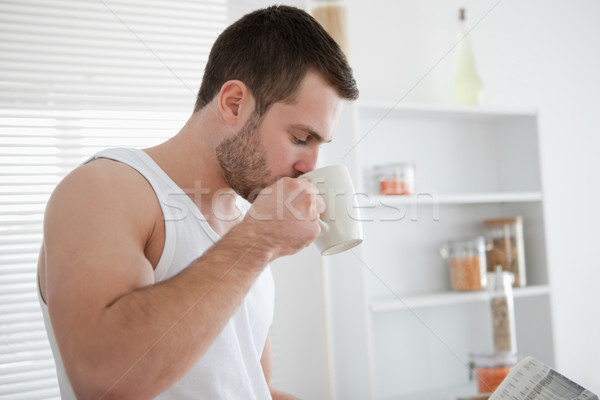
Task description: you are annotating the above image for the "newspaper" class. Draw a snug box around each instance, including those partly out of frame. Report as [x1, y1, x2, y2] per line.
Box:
[489, 356, 598, 400]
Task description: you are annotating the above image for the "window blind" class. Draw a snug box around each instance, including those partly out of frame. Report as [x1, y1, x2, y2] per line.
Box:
[0, 0, 226, 398]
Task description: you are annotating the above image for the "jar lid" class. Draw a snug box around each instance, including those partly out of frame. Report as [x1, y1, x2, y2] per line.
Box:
[374, 163, 415, 182]
[470, 352, 518, 368]
[486, 267, 515, 290]
[439, 236, 486, 259]
[373, 162, 415, 169]
[483, 216, 522, 226]
[446, 236, 486, 249]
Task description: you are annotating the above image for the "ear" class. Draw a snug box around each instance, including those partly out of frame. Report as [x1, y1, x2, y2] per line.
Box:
[218, 80, 253, 127]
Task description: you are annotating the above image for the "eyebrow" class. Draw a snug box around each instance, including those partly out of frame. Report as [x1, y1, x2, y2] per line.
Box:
[290, 123, 332, 144]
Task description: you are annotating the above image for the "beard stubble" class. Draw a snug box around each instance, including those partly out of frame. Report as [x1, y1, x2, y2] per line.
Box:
[215, 112, 273, 202]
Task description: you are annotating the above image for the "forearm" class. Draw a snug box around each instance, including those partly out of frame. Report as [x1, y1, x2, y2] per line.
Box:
[68, 224, 271, 399]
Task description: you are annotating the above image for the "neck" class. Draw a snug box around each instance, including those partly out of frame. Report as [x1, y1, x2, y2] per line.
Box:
[144, 110, 239, 217]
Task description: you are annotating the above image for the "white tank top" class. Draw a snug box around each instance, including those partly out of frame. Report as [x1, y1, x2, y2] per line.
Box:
[38, 147, 275, 399]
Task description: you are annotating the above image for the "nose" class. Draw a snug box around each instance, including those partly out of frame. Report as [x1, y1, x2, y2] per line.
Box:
[293, 147, 320, 176]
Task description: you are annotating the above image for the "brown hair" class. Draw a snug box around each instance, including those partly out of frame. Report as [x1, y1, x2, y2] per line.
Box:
[194, 5, 358, 116]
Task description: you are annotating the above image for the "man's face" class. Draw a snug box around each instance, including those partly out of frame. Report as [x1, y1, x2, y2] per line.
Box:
[216, 72, 344, 201]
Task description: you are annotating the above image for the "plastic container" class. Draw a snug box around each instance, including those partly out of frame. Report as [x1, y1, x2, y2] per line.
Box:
[488, 268, 517, 353]
[440, 236, 487, 291]
[374, 163, 415, 195]
[470, 352, 518, 394]
[484, 216, 526, 287]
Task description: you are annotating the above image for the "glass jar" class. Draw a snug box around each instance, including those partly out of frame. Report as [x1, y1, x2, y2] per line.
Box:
[488, 268, 517, 354]
[483, 217, 526, 287]
[440, 236, 487, 291]
[470, 352, 518, 394]
[374, 163, 415, 195]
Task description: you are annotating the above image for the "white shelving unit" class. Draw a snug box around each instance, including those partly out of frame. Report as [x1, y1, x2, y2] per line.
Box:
[358, 191, 543, 207]
[370, 285, 552, 313]
[319, 102, 555, 400]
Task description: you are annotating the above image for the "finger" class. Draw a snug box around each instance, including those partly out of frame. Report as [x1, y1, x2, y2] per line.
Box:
[297, 179, 319, 195]
[316, 194, 326, 214]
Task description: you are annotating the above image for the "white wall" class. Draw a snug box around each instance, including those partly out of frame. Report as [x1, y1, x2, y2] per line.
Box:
[345, 0, 600, 391]
[270, 248, 330, 399]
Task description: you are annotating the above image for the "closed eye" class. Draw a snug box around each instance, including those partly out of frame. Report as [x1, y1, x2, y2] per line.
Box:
[288, 124, 331, 145]
[292, 136, 309, 145]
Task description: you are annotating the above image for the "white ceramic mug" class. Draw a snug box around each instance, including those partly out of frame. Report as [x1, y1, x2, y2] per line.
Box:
[301, 165, 363, 256]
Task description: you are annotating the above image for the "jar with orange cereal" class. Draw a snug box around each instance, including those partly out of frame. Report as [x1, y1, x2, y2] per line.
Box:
[440, 237, 488, 291]
[470, 352, 518, 394]
[374, 163, 415, 195]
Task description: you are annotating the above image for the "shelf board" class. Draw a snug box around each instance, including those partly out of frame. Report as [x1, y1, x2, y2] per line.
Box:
[357, 191, 543, 207]
[378, 382, 478, 400]
[357, 101, 538, 121]
[370, 285, 551, 313]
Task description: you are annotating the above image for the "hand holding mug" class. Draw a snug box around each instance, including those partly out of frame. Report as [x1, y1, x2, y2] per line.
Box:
[244, 177, 325, 259]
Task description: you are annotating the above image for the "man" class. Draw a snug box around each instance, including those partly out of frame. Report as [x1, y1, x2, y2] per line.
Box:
[38, 5, 358, 399]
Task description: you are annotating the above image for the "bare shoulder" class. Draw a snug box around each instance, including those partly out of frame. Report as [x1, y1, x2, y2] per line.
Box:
[43, 158, 161, 253]
[41, 157, 161, 310]
[47, 157, 159, 224]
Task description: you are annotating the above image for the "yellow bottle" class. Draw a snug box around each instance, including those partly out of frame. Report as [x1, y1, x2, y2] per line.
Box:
[453, 8, 483, 104]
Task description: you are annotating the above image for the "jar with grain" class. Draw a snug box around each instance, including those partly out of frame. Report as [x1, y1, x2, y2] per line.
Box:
[487, 267, 517, 354]
[440, 237, 487, 291]
[483, 217, 526, 287]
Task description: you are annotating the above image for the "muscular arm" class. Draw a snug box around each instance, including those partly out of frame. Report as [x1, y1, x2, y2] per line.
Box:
[41, 160, 322, 399]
